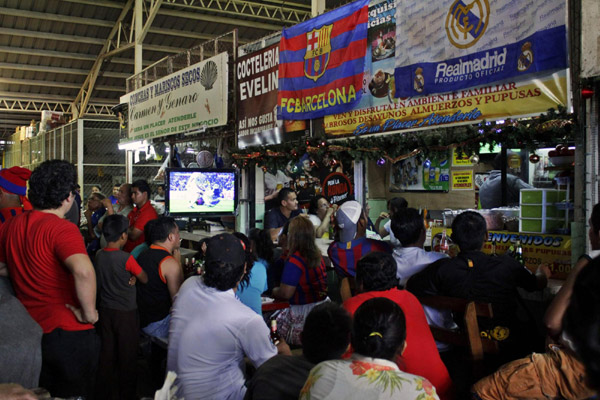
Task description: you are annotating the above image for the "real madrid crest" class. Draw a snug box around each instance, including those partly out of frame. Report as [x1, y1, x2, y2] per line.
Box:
[517, 42, 534, 72]
[304, 24, 333, 82]
[413, 67, 425, 93]
[445, 0, 490, 49]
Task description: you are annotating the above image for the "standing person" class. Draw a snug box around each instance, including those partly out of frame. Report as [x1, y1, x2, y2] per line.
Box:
[64, 183, 81, 226]
[272, 216, 328, 345]
[343, 251, 453, 400]
[84, 191, 106, 256]
[236, 229, 272, 315]
[327, 200, 391, 301]
[154, 184, 165, 203]
[136, 217, 184, 340]
[167, 233, 291, 400]
[97, 183, 134, 248]
[124, 179, 158, 252]
[374, 196, 407, 247]
[0, 160, 100, 399]
[300, 298, 440, 400]
[94, 214, 148, 400]
[264, 187, 301, 242]
[245, 302, 352, 400]
[0, 166, 32, 225]
[479, 152, 532, 209]
[307, 195, 337, 238]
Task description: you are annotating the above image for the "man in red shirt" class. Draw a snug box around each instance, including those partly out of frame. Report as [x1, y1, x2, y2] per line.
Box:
[0, 166, 33, 225]
[0, 160, 99, 399]
[343, 251, 453, 400]
[124, 179, 158, 252]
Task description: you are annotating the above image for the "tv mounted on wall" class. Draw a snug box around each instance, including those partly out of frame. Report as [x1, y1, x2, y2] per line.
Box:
[165, 168, 238, 217]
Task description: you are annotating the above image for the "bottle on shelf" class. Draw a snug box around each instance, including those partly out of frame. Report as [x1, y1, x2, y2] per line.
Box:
[514, 240, 525, 266]
[270, 319, 281, 346]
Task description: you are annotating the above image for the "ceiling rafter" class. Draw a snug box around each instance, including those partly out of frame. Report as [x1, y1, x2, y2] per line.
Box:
[0, 77, 125, 92]
[0, 62, 130, 79]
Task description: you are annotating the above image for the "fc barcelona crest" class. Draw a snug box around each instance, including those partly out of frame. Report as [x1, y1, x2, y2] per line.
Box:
[304, 24, 333, 82]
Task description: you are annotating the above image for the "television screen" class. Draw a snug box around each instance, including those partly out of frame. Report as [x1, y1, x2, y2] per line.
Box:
[166, 168, 238, 217]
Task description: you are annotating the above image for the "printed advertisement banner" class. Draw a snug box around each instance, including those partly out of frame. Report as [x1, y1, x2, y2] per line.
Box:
[126, 53, 228, 140]
[394, 0, 567, 98]
[452, 148, 473, 166]
[390, 153, 450, 192]
[432, 227, 572, 279]
[451, 170, 473, 190]
[326, 70, 567, 136]
[278, 0, 368, 120]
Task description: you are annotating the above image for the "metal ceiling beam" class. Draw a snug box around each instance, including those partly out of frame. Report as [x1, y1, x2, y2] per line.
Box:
[157, 8, 283, 30]
[0, 91, 118, 103]
[0, 46, 154, 67]
[0, 7, 114, 28]
[0, 78, 124, 92]
[159, 0, 311, 25]
[138, 0, 164, 44]
[0, 63, 129, 79]
[0, 28, 105, 46]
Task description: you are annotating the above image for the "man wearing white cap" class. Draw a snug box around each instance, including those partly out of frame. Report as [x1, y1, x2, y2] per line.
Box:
[327, 200, 391, 301]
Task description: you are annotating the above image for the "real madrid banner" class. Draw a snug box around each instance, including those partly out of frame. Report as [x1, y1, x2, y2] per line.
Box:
[278, 0, 369, 120]
[393, 0, 568, 98]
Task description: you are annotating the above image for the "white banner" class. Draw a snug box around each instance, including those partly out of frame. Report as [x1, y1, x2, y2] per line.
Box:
[581, 0, 600, 78]
[125, 53, 228, 140]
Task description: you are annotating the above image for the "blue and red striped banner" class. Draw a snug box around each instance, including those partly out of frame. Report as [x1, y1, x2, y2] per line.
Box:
[278, 0, 368, 120]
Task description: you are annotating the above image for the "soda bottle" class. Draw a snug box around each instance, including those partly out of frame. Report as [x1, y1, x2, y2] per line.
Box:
[270, 319, 281, 346]
[439, 230, 449, 254]
[514, 240, 525, 266]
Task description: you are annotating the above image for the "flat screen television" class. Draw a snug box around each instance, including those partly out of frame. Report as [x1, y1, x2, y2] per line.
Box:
[166, 168, 238, 217]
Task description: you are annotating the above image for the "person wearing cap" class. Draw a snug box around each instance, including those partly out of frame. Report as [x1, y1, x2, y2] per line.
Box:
[136, 217, 183, 340]
[327, 200, 391, 301]
[264, 187, 301, 242]
[0, 160, 99, 399]
[0, 166, 33, 225]
[167, 233, 291, 400]
[124, 179, 158, 253]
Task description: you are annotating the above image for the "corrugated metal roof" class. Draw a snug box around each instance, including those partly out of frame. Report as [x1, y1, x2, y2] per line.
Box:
[0, 0, 314, 137]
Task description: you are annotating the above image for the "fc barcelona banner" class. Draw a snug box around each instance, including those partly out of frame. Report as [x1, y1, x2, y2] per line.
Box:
[394, 0, 568, 98]
[278, 0, 369, 120]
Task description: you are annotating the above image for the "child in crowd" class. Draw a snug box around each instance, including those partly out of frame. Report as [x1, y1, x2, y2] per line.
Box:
[94, 214, 148, 400]
[236, 229, 273, 315]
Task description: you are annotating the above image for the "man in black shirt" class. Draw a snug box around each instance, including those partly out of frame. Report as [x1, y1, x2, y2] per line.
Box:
[407, 211, 550, 360]
[264, 188, 301, 242]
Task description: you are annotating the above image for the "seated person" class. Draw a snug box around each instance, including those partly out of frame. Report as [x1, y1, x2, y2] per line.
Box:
[266, 221, 290, 295]
[479, 152, 533, 209]
[136, 217, 184, 340]
[245, 302, 352, 400]
[300, 298, 440, 400]
[328, 200, 391, 301]
[343, 251, 453, 400]
[374, 197, 407, 247]
[407, 211, 551, 362]
[264, 188, 301, 243]
[272, 216, 328, 346]
[307, 195, 337, 238]
[235, 231, 266, 315]
[167, 233, 291, 400]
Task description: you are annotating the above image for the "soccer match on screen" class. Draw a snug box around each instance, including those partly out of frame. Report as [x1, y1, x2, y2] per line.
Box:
[168, 171, 235, 213]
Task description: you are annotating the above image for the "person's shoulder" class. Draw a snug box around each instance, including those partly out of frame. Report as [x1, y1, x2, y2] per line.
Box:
[366, 238, 392, 251]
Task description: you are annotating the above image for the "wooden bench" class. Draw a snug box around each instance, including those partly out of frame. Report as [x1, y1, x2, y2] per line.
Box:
[416, 295, 499, 378]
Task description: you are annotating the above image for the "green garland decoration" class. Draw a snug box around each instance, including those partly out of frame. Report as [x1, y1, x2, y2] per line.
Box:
[230, 107, 577, 171]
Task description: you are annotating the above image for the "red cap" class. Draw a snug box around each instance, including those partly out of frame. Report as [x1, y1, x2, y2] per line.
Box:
[0, 167, 31, 196]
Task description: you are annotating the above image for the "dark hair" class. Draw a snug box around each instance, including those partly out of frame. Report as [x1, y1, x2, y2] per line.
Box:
[356, 251, 398, 292]
[288, 216, 321, 269]
[132, 179, 151, 196]
[249, 228, 274, 262]
[102, 214, 129, 243]
[388, 197, 408, 215]
[451, 211, 486, 251]
[203, 260, 245, 291]
[563, 259, 600, 390]
[89, 192, 106, 202]
[147, 216, 177, 243]
[302, 302, 352, 364]
[143, 219, 155, 245]
[591, 203, 600, 234]
[308, 195, 327, 215]
[28, 160, 77, 210]
[277, 187, 295, 207]
[352, 297, 406, 361]
[233, 232, 255, 288]
[390, 207, 424, 246]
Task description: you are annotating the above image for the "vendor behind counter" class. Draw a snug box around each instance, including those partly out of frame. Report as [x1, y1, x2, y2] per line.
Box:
[479, 151, 533, 209]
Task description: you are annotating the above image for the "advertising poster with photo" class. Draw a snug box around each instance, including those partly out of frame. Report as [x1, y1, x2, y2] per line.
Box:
[323, 0, 568, 138]
[390, 152, 450, 192]
[264, 153, 354, 210]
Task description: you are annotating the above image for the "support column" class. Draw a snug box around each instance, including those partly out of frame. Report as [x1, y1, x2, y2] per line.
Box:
[311, 0, 325, 17]
[134, 0, 143, 76]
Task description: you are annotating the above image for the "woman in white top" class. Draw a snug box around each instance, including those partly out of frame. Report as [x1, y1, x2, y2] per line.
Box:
[300, 297, 439, 400]
[307, 195, 338, 239]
